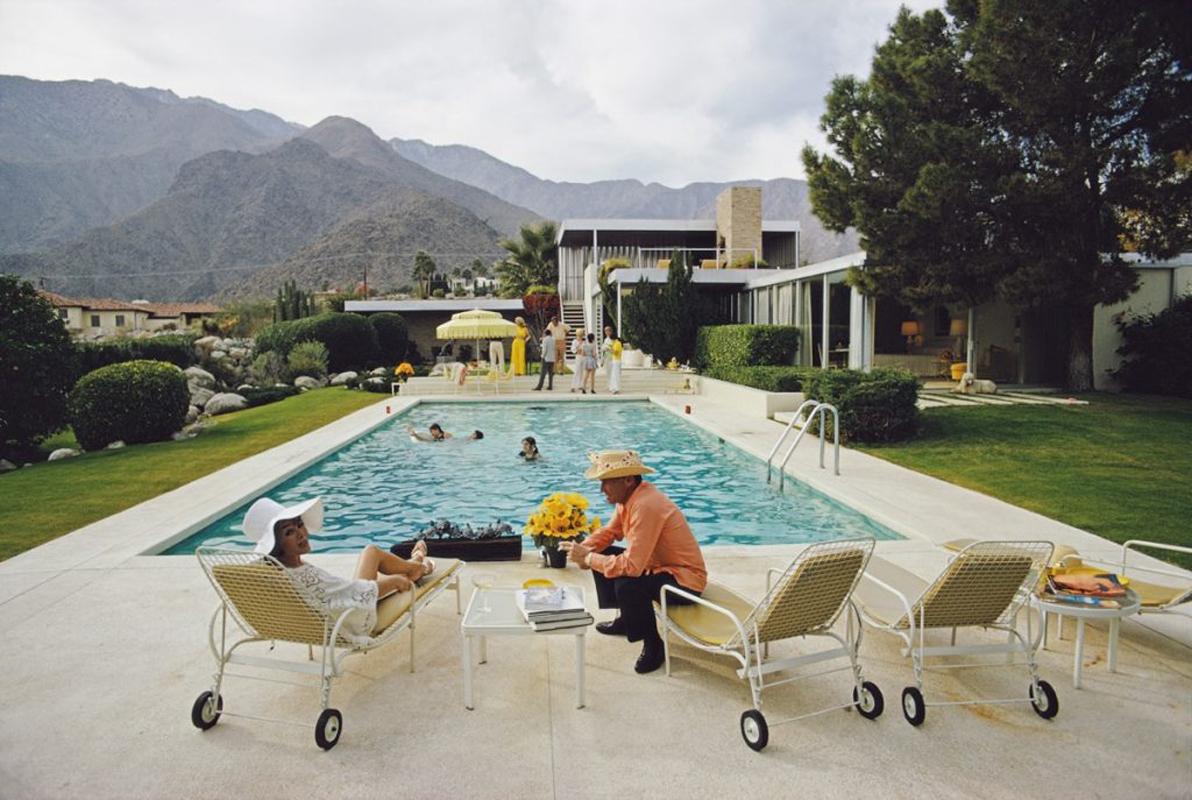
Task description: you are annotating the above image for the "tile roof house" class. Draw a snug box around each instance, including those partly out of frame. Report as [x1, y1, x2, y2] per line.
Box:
[38, 292, 221, 338]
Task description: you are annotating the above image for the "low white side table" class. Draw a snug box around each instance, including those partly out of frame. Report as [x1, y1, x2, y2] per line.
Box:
[460, 587, 588, 710]
[1033, 589, 1140, 689]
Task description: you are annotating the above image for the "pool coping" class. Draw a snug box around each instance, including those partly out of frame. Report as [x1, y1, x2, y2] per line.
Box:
[2, 390, 1188, 648]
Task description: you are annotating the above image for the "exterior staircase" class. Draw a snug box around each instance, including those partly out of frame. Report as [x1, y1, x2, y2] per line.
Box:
[561, 302, 586, 334]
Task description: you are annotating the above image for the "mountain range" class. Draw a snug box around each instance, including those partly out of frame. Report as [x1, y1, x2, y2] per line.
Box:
[0, 76, 857, 301]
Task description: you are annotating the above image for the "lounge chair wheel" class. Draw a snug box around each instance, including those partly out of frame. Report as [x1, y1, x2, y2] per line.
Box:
[853, 681, 884, 720]
[315, 708, 343, 750]
[190, 691, 222, 731]
[901, 687, 926, 726]
[739, 709, 769, 751]
[1029, 680, 1058, 720]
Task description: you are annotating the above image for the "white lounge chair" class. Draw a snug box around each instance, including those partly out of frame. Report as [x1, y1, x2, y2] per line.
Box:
[854, 540, 1057, 726]
[190, 547, 463, 749]
[656, 537, 883, 751]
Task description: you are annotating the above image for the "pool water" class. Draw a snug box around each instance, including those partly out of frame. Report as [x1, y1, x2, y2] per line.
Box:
[164, 401, 900, 554]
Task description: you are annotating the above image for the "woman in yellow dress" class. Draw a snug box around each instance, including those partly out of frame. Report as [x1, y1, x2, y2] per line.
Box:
[511, 316, 529, 375]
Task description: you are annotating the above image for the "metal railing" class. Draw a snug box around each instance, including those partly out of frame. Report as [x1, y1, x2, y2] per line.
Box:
[766, 401, 840, 489]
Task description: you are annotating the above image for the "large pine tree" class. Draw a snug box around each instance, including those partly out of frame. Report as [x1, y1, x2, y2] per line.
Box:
[803, 1, 1191, 389]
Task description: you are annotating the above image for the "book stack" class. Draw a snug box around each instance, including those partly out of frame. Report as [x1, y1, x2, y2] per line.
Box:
[515, 587, 594, 632]
[1044, 572, 1128, 609]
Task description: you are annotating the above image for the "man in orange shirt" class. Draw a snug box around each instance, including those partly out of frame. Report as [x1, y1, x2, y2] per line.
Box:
[562, 450, 707, 674]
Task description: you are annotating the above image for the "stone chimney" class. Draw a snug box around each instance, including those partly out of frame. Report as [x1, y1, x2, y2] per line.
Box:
[715, 186, 762, 267]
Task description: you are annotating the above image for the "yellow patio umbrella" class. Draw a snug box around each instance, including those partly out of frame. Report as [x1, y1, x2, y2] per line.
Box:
[435, 308, 519, 362]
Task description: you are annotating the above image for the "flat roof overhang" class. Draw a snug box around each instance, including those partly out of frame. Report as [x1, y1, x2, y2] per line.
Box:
[558, 218, 799, 247]
[345, 299, 524, 313]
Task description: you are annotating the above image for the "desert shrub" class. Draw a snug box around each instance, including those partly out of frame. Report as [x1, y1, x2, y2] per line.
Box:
[368, 313, 410, 363]
[68, 360, 189, 451]
[0, 275, 78, 454]
[694, 325, 800, 370]
[286, 341, 329, 380]
[76, 333, 197, 376]
[705, 366, 819, 392]
[727, 253, 770, 269]
[251, 351, 287, 386]
[431, 288, 446, 298]
[800, 368, 919, 443]
[1112, 295, 1192, 397]
[240, 386, 298, 408]
[255, 312, 378, 372]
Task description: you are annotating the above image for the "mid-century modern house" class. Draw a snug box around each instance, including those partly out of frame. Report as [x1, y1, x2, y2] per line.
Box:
[562, 186, 1190, 389]
[39, 291, 222, 338]
[556, 186, 802, 335]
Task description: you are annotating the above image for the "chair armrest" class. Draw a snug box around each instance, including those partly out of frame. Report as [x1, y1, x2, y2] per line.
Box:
[766, 567, 784, 592]
[660, 584, 752, 647]
[856, 570, 917, 632]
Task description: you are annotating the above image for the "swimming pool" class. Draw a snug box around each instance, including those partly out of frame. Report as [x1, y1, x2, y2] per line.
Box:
[164, 401, 901, 554]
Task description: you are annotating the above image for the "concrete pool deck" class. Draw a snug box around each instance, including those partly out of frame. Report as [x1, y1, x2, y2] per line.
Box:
[1, 391, 1189, 798]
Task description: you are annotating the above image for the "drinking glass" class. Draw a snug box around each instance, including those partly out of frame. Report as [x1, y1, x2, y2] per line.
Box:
[472, 572, 495, 614]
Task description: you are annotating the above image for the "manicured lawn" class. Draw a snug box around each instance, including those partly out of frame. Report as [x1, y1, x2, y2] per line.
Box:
[0, 388, 382, 561]
[858, 393, 1192, 569]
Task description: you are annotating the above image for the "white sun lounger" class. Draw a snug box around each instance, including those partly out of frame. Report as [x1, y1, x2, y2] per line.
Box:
[655, 537, 883, 751]
[191, 547, 463, 749]
[853, 540, 1057, 726]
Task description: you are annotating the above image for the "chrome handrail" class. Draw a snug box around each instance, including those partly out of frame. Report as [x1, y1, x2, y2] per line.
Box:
[776, 402, 840, 489]
[765, 399, 820, 483]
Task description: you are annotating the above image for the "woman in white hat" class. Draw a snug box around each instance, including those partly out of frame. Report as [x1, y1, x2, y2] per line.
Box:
[242, 497, 434, 644]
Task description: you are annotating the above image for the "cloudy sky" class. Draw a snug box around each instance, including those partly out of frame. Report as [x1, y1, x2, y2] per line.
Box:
[0, 0, 936, 185]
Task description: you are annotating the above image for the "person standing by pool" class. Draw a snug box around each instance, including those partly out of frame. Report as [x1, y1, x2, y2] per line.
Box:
[534, 328, 556, 391]
[569, 329, 587, 393]
[546, 315, 568, 374]
[511, 316, 529, 376]
[581, 332, 599, 394]
[562, 450, 706, 674]
[601, 326, 623, 395]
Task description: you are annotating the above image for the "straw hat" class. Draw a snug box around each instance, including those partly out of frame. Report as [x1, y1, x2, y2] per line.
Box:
[242, 496, 324, 555]
[584, 450, 656, 480]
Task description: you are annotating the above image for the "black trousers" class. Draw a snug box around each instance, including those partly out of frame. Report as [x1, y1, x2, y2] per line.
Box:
[534, 359, 554, 389]
[589, 546, 700, 643]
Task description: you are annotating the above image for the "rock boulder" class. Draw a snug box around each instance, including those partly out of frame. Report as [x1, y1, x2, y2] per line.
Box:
[330, 371, 358, 386]
[205, 393, 248, 415]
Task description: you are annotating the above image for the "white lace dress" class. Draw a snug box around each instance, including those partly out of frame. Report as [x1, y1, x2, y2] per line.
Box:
[286, 563, 378, 645]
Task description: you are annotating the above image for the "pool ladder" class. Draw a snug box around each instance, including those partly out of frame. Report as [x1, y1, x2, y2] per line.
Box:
[765, 400, 840, 489]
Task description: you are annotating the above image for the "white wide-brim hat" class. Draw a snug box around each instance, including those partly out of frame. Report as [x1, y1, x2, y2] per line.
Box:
[584, 450, 656, 481]
[242, 497, 324, 555]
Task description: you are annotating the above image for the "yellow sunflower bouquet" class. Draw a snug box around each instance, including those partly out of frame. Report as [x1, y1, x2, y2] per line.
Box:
[394, 362, 415, 382]
[524, 492, 601, 551]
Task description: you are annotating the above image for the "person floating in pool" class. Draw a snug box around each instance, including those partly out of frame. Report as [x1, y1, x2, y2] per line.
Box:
[562, 450, 707, 674]
[242, 496, 435, 645]
[407, 423, 451, 441]
[519, 436, 540, 461]
[406, 424, 483, 442]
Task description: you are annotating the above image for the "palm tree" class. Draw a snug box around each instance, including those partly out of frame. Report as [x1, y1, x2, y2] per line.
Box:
[496, 221, 559, 297]
[412, 250, 437, 298]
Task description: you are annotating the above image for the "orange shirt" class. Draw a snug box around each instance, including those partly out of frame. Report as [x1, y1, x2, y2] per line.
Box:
[585, 482, 707, 592]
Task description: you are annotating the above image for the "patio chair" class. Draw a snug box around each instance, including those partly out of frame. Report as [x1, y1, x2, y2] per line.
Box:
[190, 547, 463, 750]
[853, 540, 1058, 726]
[655, 537, 883, 751]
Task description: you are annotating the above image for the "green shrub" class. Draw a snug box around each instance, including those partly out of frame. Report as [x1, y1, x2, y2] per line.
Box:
[0, 275, 79, 453]
[251, 351, 287, 386]
[240, 386, 299, 408]
[286, 341, 329, 380]
[1112, 294, 1192, 397]
[801, 368, 919, 443]
[68, 360, 189, 451]
[727, 253, 770, 269]
[368, 313, 410, 364]
[255, 312, 378, 372]
[705, 366, 819, 392]
[76, 333, 197, 376]
[431, 288, 446, 298]
[694, 325, 800, 370]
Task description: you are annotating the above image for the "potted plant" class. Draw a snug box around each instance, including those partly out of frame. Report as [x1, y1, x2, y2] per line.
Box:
[524, 492, 601, 568]
[394, 361, 415, 382]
